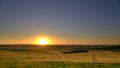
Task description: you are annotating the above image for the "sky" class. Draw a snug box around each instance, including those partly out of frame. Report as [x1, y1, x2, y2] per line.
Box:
[0, 0, 120, 45]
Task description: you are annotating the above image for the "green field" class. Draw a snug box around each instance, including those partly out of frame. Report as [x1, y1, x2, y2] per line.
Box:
[0, 62, 120, 68]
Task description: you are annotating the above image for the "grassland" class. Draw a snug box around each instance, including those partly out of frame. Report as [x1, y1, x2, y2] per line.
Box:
[0, 45, 120, 68]
[0, 62, 120, 68]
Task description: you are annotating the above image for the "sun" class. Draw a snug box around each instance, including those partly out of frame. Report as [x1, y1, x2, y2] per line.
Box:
[38, 39, 48, 45]
[34, 37, 52, 45]
[36, 38, 50, 45]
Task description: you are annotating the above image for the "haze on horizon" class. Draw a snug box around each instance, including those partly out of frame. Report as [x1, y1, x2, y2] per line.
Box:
[0, 0, 120, 45]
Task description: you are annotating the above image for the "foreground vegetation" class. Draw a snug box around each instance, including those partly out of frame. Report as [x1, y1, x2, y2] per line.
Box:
[0, 62, 120, 68]
[0, 45, 120, 68]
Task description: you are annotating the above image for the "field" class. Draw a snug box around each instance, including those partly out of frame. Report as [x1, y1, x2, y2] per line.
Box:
[0, 62, 120, 68]
[0, 45, 120, 68]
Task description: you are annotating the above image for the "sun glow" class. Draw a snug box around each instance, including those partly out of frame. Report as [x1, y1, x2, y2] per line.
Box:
[39, 39, 48, 45]
[35, 38, 51, 45]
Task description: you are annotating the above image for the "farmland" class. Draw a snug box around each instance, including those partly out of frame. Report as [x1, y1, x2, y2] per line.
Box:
[0, 45, 120, 68]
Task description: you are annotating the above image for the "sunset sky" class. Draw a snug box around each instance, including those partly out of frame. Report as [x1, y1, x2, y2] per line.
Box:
[0, 0, 120, 45]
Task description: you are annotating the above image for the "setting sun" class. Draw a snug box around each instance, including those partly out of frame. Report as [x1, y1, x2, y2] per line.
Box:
[38, 38, 48, 45]
[34, 37, 52, 45]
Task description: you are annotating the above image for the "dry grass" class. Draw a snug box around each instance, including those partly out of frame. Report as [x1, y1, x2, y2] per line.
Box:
[0, 46, 120, 63]
[0, 45, 120, 68]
